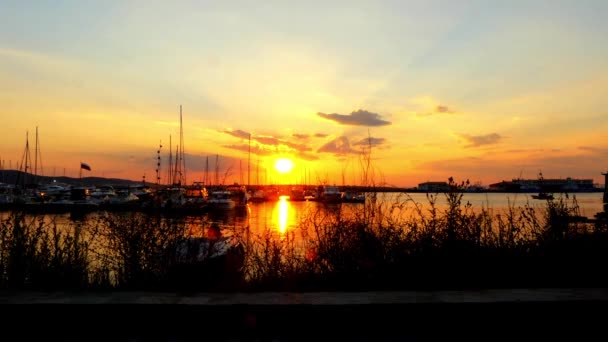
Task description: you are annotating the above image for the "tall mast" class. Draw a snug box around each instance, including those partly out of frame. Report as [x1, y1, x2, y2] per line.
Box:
[156, 140, 162, 187]
[34, 126, 38, 180]
[180, 105, 186, 186]
[248, 133, 251, 187]
[215, 154, 219, 186]
[167, 135, 172, 186]
[205, 156, 209, 186]
[36, 127, 43, 181]
[174, 145, 180, 185]
[17, 131, 31, 189]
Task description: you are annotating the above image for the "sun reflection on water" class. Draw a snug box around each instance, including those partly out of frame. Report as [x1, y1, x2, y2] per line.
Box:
[276, 195, 290, 234]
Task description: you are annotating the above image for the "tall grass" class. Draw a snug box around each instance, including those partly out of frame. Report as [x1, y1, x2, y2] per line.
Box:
[0, 213, 90, 290]
[0, 183, 606, 291]
[242, 177, 608, 290]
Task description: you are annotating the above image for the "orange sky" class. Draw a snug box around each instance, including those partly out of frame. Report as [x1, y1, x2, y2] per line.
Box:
[1, 1, 607, 187]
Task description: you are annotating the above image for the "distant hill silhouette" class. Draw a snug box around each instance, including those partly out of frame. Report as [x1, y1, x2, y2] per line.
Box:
[0, 170, 144, 188]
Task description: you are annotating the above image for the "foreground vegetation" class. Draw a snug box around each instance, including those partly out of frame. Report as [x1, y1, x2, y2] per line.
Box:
[1, 179, 606, 291]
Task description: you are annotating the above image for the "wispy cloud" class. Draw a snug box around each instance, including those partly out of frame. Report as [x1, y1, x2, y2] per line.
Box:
[224, 143, 318, 161]
[292, 133, 309, 139]
[223, 129, 251, 139]
[317, 109, 391, 126]
[317, 136, 359, 155]
[578, 146, 608, 154]
[415, 104, 457, 117]
[435, 105, 455, 114]
[223, 144, 272, 156]
[0, 47, 72, 71]
[506, 148, 545, 153]
[284, 141, 312, 152]
[458, 133, 503, 148]
[352, 137, 386, 147]
[223, 131, 313, 155]
[315, 133, 328, 138]
[296, 151, 320, 161]
[250, 135, 312, 152]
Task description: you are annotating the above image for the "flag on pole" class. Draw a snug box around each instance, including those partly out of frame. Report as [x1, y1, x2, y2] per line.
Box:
[80, 162, 91, 171]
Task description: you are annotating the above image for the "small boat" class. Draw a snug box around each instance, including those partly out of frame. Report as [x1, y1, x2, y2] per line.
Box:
[532, 192, 554, 200]
[341, 191, 365, 203]
[167, 225, 245, 289]
[531, 171, 554, 200]
[318, 185, 342, 203]
[207, 190, 236, 209]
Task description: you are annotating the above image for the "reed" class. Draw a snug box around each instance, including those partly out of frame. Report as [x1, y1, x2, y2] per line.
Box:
[0, 183, 606, 291]
[0, 212, 89, 289]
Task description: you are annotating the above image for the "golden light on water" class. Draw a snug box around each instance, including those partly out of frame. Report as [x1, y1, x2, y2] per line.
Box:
[276, 195, 290, 234]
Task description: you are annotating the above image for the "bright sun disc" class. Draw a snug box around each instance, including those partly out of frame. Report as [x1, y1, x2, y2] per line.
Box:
[274, 158, 294, 174]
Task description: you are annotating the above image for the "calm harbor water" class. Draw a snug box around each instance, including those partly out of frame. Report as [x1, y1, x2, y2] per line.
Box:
[1, 192, 603, 237]
[234, 192, 604, 237]
[0, 192, 603, 285]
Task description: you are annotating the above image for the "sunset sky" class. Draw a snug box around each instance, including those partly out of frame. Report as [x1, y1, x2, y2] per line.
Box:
[1, 0, 607, 187]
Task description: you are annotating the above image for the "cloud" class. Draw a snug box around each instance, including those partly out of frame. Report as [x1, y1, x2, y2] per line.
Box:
[252, 135, 311, 152]
[435, 105, 454, 114]
[352, 137, 386, 147]
[458, 133, 503, 148]
[223, 132, 313, 156]
[315, 133, 328, 138]
[296, 151, 320, 161]
[578, 146, 608, 154]
[223, 129, 251, 139]
[254, 136, 280, 145]
[506, 148, 545, 153]
[317, 137, 359, 155]
[292, 133, 309, 139]
[415, 105, 456, 117]
[317, 109, 391, 126]
[224, 143, 318, 161]
[284, 141, 312, 152]
[0, 47, 73, 72]
[223, 144, 273, 156]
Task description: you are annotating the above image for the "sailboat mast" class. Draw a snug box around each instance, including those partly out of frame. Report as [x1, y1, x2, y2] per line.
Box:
[180, 105, 186, 186]
[205, 156, 209, 186]
[156, 140, 162, 186]
[18, 131, 31, 188]
[167, 135, 172, 186]
[174, 145, 180, 185]
[37, 127, 43, 179]
[34, 126, 38, 180]
[215, 154, 219, 186]
[248, 133, 251, 187]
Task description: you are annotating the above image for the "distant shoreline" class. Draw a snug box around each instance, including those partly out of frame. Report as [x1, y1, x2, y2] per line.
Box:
[0, 169, 604, 193]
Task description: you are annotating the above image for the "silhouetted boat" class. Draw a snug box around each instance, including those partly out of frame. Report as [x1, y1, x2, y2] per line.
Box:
[531, 171, 554, 200]
[167, 225, 245, 289]
[341, 191, 365, 203]
[532, 193, 554, 200]
[318, 185, 342, 203]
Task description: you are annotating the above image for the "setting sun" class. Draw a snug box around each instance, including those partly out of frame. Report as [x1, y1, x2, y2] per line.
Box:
[274, 158, 294, 174]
